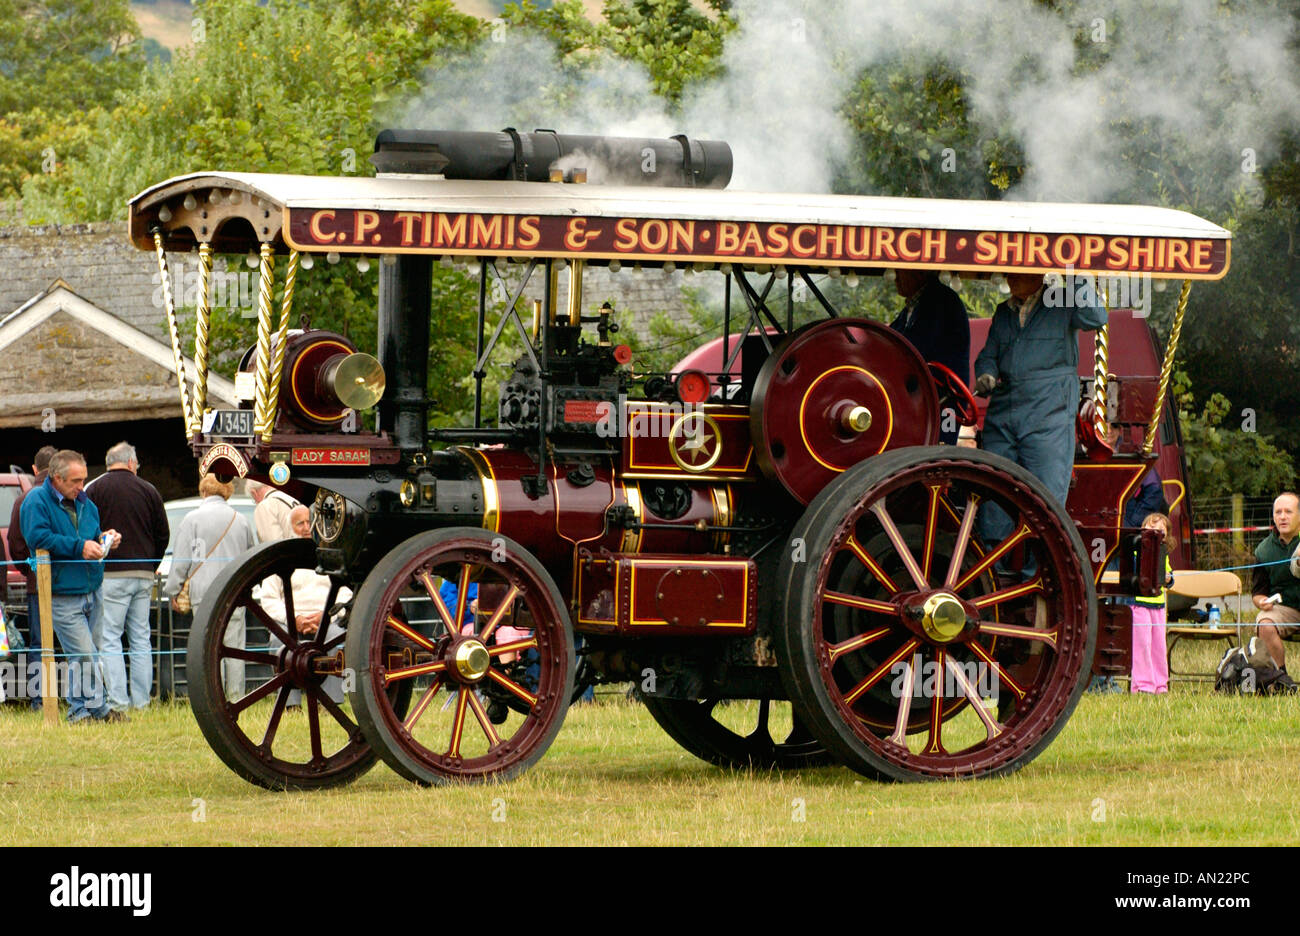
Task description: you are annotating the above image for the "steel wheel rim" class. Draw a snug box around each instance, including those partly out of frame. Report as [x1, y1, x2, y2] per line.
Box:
[800, 453, 1092, 778]
[360, 535, 571, 781]
[191, 539, 377, 787]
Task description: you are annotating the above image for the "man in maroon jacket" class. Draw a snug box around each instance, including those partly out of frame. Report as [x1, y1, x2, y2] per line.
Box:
[7, 445, 55, 710]
[86, 442, 169, 713]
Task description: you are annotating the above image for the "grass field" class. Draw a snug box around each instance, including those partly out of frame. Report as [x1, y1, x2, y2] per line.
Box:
[2, 641, 1297, 846]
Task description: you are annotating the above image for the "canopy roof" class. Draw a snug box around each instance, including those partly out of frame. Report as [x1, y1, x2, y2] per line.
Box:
[129, 172, 1231, 279]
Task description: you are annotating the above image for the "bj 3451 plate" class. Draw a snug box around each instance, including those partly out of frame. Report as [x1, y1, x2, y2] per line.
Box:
[203, 409, 255, 438]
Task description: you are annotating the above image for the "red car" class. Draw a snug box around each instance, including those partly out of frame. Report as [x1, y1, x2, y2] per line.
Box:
[1, 470, 35, 615]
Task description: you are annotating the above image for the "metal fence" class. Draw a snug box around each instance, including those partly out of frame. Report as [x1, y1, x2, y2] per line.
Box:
[1189, 495, 1274, 578]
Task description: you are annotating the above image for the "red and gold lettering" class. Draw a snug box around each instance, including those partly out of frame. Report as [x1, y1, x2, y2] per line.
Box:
[717, 222, 740, 254]
[615, 218, 640, 251]
[1053, 234, 1081, 267]
[1191, 239, 1212, 272]
[818, 225, 844, 258]
[766, 224, 789, 256]
[998, 233, 1023, 266]
[1129, 238, 1155, 269]
[564, 217, 601, 251]
[640, 219, 669, 252]
[924, 229, 946, 262]
[974, 231, 999, 264]
[846, 227, 871, 259]
[354, 210, 380, 245]
[436, 214, 467, 247]
[791, 225, 818, 258]
[1081, 235, 1105, 268]
[1166, 239, 1189, 272]
[739, 223, 767, 256]
[1025, 234, 1050, 268]
[669, 220, 695, 253]
[875, 228, 898, 261]
[308, 210, 336, 244]
[393, 212, 420, 246]
[471, 214, 504, 249]
[897, 228, 922, 261]
[517, 216, 540, 249]
[1108, 237, 1129, 269]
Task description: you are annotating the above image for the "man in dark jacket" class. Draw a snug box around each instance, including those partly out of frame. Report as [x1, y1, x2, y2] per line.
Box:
[8, 445, 56, 709]
[19, 449, 122, 723]
[87, 442, 169, 713]
[889, 269, 970, 445]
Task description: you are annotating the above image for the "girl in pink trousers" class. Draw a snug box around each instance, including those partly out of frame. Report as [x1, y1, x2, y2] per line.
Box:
[1131, 512, 1176, 694]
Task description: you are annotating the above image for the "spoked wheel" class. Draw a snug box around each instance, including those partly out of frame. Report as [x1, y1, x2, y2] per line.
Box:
[346, 528, 575, 786]
[777, 446, 1096, 781]
[188, 537, 396, 791]
[642, 695, 829, 769]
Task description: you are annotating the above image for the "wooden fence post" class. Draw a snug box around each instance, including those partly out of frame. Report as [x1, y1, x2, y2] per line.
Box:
[1231, 493, 1245, 557]
[36, 548, 56, 726]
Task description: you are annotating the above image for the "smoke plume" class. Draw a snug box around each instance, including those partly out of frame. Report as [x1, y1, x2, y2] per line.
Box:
[399, 0, 1300, 206]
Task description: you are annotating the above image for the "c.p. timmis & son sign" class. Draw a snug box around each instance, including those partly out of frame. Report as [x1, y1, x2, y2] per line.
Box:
[285, 208, 1229, 277]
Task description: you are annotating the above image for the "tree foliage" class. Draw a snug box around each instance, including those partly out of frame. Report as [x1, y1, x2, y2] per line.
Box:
[0, 0, 147, 197]
[1175, 371, 1295, 500]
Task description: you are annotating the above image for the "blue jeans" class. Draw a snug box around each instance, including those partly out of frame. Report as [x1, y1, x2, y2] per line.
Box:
[25, 592, 42, 708]
[48, 592, 110, 722]
[95, 577, 154, 710]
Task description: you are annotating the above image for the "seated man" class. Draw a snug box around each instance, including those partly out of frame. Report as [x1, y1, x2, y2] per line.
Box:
[1252, 492, 1300, 691]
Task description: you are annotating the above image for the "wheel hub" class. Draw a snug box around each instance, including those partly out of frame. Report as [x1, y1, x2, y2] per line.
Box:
[283, 642, 324, 687]
[451, 638, 491, 682]
[918, 591, 968, 643]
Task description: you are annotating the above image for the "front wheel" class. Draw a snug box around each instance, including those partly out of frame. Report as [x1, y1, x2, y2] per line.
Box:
[777, 446, 1096, 781]
[346, 529, 575, 786]
[187, 538, 389, 791]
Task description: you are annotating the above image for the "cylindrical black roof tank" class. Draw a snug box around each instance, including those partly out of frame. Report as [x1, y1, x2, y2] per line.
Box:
[371, 128, 732, 189]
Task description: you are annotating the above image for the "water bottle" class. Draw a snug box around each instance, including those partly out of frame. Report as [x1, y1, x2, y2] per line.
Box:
[1208, 604, 1221, 626]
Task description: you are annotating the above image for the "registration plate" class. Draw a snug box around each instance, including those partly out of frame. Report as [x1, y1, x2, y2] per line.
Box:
[204, 409, 255, 438]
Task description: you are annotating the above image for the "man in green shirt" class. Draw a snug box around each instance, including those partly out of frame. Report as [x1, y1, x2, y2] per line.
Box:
[1252, 492, 1300, 690]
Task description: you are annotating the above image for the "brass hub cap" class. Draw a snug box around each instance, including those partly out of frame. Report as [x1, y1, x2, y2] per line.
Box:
[453, 639, 491, 681]
[920, 592, 967, 643]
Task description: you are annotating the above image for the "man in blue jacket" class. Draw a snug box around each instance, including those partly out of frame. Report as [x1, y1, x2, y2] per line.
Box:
[974, 272, 1107, 569]
[19, 449, 123, 723]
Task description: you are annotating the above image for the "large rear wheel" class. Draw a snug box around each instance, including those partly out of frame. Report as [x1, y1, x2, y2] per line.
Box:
[777, 446, 1096, 781]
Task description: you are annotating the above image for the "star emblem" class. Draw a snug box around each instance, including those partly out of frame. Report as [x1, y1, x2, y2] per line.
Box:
[669, 413, 723, 472]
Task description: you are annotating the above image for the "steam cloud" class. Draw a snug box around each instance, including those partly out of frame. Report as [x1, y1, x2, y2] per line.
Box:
[399, 0, 1300, 205]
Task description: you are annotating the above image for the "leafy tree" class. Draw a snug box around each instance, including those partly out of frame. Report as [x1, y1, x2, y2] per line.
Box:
[0, 0, 147, 197]
[1174, 371, 1295, 500]
[21, 0, 487, 424]
[838, 62, 1024, 199]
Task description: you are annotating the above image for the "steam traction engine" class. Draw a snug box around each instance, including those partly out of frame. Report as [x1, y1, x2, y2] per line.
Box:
[128, 130, 1230, 788]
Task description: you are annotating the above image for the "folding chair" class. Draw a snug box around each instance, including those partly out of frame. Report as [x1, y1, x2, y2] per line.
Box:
[1165, 570, 1242, 681]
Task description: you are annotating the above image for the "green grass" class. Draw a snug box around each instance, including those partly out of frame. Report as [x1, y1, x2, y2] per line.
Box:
[2, 641, 1296, 846]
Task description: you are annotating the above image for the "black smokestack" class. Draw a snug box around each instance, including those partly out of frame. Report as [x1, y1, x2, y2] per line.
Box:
[371, 128, 732, 188]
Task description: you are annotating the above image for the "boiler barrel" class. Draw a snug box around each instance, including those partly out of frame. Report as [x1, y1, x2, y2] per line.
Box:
[372, 129, 732, 189]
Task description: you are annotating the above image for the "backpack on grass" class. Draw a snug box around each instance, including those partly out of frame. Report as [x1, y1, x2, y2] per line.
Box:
[1215, 638, 1293, 695]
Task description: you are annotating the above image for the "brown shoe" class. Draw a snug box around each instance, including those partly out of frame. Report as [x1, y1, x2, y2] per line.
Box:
[101, 710, 130, 724]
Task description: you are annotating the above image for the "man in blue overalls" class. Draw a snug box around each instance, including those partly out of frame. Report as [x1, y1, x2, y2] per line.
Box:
[974, 272, 1107, 571]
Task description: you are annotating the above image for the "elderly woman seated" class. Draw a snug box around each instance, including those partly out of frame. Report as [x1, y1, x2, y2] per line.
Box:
[259, 505, 349, 706]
